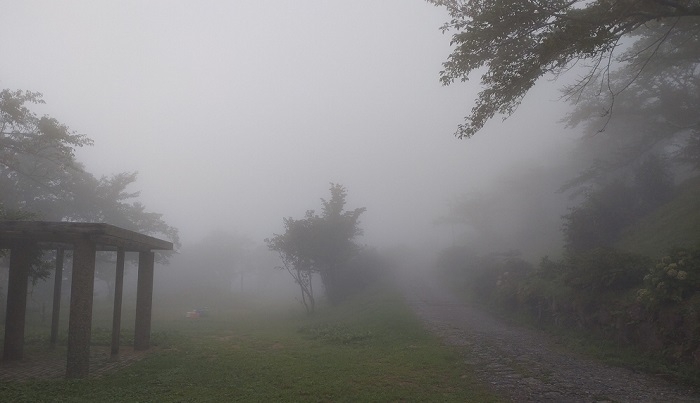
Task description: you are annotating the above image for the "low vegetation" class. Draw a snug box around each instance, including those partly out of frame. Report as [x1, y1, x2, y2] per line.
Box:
[617, 175, 700, 257]
[438, 247, 700, 386]
[0, 285, 497, 402]
[437, 176, 700, 386]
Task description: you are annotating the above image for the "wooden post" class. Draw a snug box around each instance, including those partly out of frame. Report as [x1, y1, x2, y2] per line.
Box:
[66, 240, 96, 378]
[50, 247, 65, 349]
[3, 242, 33, 360]
[134, 251, 155, 351]
[110, 248, 125, 357]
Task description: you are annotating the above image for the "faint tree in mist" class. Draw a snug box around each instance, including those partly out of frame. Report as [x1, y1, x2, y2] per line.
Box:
[0, 88, 179, 288]
[266, 184, 365, 312]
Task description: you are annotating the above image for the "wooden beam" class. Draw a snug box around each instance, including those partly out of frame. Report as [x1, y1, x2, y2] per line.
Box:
[3, 242, 33, 360]
[134, 251, 155, 351]
[50, 247, 65, 349]
[110, 249, 125, 358]
[0, 221, 173, 251]
[66, 240, 96, 379]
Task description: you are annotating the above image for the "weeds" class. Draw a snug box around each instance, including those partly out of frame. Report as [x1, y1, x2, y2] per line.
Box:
[299, 323, 373, 344]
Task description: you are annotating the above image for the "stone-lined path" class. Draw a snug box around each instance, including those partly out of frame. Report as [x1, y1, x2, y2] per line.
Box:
[403, 271, 700, 402]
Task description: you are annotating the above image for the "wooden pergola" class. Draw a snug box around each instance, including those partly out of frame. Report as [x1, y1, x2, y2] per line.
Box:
[0, 221, 173, 378]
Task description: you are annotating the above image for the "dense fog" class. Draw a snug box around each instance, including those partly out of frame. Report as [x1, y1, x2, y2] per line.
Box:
[6, 0, 691, 311]
[0, 0, 574, 249]
[2, 1, 699, 396]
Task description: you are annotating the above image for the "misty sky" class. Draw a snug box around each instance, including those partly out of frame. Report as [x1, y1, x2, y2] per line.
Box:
[0, 1, 574, 248]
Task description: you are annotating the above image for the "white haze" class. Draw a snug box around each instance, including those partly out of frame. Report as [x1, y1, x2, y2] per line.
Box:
[0, 1, 576, 253]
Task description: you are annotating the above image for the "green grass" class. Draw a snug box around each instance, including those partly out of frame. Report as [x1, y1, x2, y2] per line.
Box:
[0, 285, 498, 402]
[617, 175, 700, 257]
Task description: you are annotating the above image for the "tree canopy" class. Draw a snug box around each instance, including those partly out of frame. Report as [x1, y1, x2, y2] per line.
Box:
[0, 89, 179, 279]
[1, 89, 92, 176]
[266, 184, 365, 311]
[428, 0, 700, 138]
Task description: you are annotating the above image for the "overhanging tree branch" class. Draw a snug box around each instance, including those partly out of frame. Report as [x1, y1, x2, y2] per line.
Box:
[428, 0, 700, 138]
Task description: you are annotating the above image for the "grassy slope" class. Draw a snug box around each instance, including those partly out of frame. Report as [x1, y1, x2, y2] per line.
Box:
[617, 175, 700, 257]
[0, 286, 498, 402]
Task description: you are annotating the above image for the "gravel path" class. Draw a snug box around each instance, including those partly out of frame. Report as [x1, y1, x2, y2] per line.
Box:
[402, 272, 700, 402]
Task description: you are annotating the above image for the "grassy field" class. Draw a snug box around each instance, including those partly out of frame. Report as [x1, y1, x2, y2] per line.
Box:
[0, 285, 498, 402]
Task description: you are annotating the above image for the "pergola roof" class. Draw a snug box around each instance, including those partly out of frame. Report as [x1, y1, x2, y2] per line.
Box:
[0, 221, 173, 251]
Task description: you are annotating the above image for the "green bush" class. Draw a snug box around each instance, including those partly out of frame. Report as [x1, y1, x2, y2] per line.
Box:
[563, 181, 639, 252]
[331, 247, 390, 303]
[438, 244, 700, 370]
[563, 248, 649, 292]
[491, 256, 534, 309]
[514, 257, 571, 325]
[637, 247, 700, 306]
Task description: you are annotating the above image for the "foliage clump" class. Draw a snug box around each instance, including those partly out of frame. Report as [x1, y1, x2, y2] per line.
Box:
[0, 88, 180, 260]
[637, 248, 700, 306]
[438, 244, 700, 369]
[429, 0, 700, 141]
[563, 155, 675, 253]
[267, 184, 375, 313]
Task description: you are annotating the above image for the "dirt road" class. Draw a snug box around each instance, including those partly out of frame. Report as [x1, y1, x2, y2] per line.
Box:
[402, 271, 700, 402]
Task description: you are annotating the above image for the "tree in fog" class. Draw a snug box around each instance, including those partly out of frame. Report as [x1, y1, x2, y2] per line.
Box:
[0, 89, 178, 241]
[266, 215, 318, 313]
[431, 2, 699, 259]
[0, 89, 91, 173]
[266, 184, 366, 312]
[69, 171, 180, 258]
[0, 89, 179, 284]
[181, 230, 255, 292]
[561, 20, 700, 193]
[313, 184, 366, 304]
[0, 89, 91, 218]
[0, 89, 91, 281]
[563, 155, 675, 252]
[437, 162, 570, 260]
[428, 0, 700, 138]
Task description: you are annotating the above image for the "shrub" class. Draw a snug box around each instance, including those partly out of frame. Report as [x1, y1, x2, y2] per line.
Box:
[563, 248, 649, 292]
[637, 247, 700, 306]
[515, 257, 571, 325]
[491, 256, 534, 309]
[563, 181, 638, 252]
[331, 247, 389, 303]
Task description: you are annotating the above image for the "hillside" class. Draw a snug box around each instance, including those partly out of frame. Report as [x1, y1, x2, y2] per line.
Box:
[617, 175, 700, 257]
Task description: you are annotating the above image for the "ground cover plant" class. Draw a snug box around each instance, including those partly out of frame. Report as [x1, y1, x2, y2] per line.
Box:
[0, 285, 497, 402]
[435, 174, 700, 387]
[436, 246, 700, 387]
